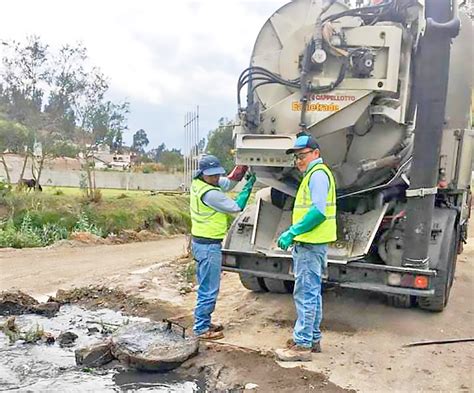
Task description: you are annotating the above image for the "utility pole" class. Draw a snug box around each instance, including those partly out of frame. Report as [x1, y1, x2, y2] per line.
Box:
[183, 106, 200, 191]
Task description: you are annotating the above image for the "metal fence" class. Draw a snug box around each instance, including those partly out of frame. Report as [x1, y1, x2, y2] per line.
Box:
[183, 106, 200, 191]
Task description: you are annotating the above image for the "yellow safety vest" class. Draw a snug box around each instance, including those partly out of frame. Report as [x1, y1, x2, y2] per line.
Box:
[292, 163, 337, 244]
[190, 179, 228, 240]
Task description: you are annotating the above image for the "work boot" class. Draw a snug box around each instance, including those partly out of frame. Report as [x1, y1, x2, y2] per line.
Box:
[286, 338, 321, 353]
[275, 345, 312, 362]
[209, 322, 224, 332]
[195, 330, 224, 340]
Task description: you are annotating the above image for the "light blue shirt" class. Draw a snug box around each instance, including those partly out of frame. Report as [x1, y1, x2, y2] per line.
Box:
[201, 177, 241, 214]
[306, 158, 329, 216]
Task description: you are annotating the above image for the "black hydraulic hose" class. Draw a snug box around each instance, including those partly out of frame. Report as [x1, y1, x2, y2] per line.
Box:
[299, 39, 316, 129]
[237, 66, 301, 108]
[238, 66, 299, 86]
[321, 0, 394, 24]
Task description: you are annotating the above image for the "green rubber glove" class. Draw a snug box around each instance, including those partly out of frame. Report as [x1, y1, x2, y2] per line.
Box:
[277, 229, 295, 250]
[291, 206, 326, 235]
[277, 206, 326, 250]
[234, 173, 256, 210]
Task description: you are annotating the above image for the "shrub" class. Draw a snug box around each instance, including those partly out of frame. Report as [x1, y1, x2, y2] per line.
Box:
[0, 217, 42, 248]
[73, 212, 104, 237]
[0, 179, 11, 198]
[142, 165, 155, 174]
[39, 223, 68, 245]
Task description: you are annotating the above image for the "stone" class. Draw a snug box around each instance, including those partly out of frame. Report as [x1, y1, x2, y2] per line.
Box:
[75, 341, 114, 367]
[31, 302, 61, 317]
[111, 321, 199, 372]
[70, 232, 105, 244]
[136, 230, 159, 242]
[245, 383, 259, 390]
[119, 230, 140, 242]
[58, 331, 79, 347]
[42, 332, 56, 345]
[87, 326, 100, 335]
[0, 291, 38, 316]
[3, 316, 19, 333]
[0, 291, 61, 317]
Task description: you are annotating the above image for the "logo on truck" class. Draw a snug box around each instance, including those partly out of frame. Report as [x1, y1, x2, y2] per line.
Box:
[291, 94, 356, 112]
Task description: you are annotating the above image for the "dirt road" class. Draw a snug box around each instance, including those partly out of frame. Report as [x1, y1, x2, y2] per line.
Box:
[0, 237, 187, 296]
[1, 233, 473, 392]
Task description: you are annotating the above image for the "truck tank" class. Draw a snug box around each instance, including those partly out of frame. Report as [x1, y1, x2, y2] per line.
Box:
[223, 0, 473, 311]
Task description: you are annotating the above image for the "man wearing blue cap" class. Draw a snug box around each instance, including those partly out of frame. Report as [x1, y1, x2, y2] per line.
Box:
[275, 132, 337, 362]
[190, 155, 256, 340]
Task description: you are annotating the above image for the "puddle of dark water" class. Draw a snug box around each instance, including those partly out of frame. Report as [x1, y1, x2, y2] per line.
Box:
[0, 305, 203, 392]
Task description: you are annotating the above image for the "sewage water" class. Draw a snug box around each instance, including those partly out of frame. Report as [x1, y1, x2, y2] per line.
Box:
[0, 305, 204, 392]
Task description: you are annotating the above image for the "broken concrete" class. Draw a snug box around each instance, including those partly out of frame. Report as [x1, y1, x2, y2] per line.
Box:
[0, 291, 38, 315]
[111, 321, 199, 372]
[0, 291, 61, 318]
[75, 341, 114, 367]
[31, 302, 61, 318]
[57, 331, 78, 347]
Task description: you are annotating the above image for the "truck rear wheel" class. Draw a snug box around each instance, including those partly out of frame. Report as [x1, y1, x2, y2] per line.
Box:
[239, 273, 267, 292]
[263, 278, 291, 293]
[418, 228, 459, 312]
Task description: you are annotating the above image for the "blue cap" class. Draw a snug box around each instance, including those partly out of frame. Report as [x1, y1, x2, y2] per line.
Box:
[286, 133, 320, 154]
[194, 155, 226, 178]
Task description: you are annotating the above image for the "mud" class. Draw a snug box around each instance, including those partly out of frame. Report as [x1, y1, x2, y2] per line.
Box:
[53, 285, 194, 328]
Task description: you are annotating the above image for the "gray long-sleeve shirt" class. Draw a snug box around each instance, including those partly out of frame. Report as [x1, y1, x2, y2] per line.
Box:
[307, 158, 330, 216]
[201, 177, 241, 214]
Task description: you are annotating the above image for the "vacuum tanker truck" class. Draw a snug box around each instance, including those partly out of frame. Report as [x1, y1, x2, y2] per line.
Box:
[222, 0, 473, 311]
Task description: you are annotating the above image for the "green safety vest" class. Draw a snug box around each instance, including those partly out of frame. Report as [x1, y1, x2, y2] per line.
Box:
[292, 163, 337, 244]
[190, 179, 228, 240]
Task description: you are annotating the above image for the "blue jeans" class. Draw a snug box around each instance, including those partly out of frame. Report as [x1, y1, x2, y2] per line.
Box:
[292, 243, 328, 348]
[192, 241, 222, 335]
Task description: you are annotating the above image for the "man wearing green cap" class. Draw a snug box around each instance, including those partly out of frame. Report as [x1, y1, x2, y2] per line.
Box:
[190, 155, 256, 340]
[275, 132, 337, 362]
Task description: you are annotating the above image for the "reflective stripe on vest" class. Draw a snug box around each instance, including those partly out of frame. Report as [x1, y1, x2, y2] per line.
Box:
[292, 163, 337, 244]
[190, 179, 228, 239]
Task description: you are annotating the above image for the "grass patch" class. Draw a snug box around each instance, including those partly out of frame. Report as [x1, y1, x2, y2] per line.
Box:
[0, 188, 190, 248]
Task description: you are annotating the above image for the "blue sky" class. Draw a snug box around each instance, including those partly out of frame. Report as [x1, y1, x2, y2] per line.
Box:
[1, 0, 288, 151]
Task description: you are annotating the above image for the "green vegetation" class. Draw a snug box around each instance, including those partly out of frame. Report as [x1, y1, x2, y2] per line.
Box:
[206, 118, 234, 171]
[0, 187, 190, 248]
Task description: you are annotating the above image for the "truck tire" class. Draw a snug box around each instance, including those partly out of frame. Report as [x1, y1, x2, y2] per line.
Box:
[263, 278, 288, 293]
[418, 228, 459, 312]
[239, 273, 267, 292]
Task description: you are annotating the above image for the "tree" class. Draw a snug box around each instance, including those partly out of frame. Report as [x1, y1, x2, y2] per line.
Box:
[1, 36, 50, 121]
[206, 118, 234, 171]
[148, 142, 166, 162]
[132, 129, 149, 154]
[43, 44, 87, 139]
[48, 141, 80, 158]
[160, 148, 183, 171]
[0, 37, 130, 196]
[0, 119, 31, 183]
[91, 101, 129, 151]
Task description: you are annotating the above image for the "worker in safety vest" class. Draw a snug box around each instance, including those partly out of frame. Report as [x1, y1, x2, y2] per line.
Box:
[275, 132, 337, 362]
[190, 155, 256, 340]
